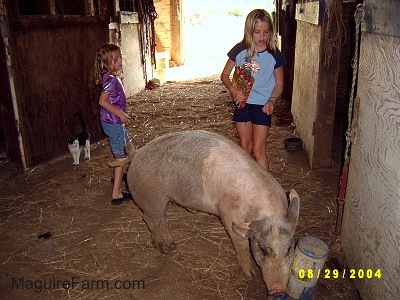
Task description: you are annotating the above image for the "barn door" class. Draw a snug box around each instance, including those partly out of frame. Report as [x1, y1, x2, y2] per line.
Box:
[0, 6, 26, 168]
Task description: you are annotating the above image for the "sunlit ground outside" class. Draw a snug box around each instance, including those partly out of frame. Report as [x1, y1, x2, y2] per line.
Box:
[167, 0, 275, 81]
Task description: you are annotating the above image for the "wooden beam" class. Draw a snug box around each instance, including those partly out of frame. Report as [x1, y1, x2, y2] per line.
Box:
[361, 0, 400, 38]
[10, 16, 110, 32]
[295, 0, 325, 25]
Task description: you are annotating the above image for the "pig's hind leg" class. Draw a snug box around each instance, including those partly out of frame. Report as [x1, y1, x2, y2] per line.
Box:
[141, 199, 176, 254]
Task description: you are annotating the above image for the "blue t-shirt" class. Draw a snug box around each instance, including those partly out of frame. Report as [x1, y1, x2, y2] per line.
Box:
[227, 42, 286, 105]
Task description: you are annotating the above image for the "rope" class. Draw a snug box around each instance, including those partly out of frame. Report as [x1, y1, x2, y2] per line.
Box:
[332, 4, 364, 242]
[344, 4, 364, 161]
[137, 0, 158, 79]
[322, 0, 346, 66]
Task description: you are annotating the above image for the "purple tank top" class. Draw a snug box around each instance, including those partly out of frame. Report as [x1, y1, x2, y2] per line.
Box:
[99, 72, 127, 124]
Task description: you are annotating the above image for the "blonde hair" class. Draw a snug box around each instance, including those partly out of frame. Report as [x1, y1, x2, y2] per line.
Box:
[94, 43, 121, 86]
[242, 9, 276, 60]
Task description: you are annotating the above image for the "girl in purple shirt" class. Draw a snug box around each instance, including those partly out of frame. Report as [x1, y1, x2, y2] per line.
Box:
[94, 43, 131, 205]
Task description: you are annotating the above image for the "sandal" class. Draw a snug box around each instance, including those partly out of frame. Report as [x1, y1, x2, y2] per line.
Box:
[111, 192, 132, 205]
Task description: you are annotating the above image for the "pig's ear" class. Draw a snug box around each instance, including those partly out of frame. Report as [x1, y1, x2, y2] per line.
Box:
[232, 222, 251, 238]
[287, 189, 300, 230]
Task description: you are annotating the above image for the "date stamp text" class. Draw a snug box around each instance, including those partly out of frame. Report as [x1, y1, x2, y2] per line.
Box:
[298, 268, 382, 279]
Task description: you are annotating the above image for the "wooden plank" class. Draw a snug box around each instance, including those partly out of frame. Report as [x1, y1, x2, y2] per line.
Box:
[10, 16, 110, 32]
[291, 21, 321, 167]
[341, 32, 400, 300]
[295, 1, 325, 25]
[11, 28, 108, 166]
[0, 13, 23, 166]
[362, 0, 400, 38]
[120, 11, 139, 24]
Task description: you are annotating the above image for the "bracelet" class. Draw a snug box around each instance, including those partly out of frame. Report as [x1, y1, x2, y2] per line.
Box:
[269, 97, 277, 104]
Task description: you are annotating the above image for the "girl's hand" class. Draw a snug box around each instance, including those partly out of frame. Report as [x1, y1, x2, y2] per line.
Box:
[262, 101, 274, 115]
[229, 87, 246, 102]
[120, 112, 130, 125]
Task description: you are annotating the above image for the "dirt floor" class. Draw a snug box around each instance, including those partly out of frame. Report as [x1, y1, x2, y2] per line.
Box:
[0, 76, 361, 299]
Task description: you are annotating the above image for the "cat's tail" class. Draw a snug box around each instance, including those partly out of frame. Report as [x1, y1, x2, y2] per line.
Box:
[74, 112, 87, 130]
[106, 143, 135, 168]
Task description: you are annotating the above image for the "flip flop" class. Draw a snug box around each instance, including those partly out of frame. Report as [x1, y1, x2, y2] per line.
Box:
[111, 192, 133, 205]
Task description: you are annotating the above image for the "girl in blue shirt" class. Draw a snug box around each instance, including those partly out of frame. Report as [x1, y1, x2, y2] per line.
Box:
[221, 9, 286, 171]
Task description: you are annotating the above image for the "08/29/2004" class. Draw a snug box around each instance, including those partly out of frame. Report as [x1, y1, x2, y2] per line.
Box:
[298, 268, 382, 279]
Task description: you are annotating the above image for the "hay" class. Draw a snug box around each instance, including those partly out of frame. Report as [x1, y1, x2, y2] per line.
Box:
[0, 76, 359, 299]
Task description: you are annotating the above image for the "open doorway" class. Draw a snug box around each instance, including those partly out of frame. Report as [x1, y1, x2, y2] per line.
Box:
[168, 0, 275, 80]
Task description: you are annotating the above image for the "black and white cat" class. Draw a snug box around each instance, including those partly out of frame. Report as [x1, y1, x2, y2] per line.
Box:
[68, 112, 90, 165]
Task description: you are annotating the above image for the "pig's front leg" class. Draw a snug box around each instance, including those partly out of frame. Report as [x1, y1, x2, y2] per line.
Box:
[219, 210, 255, 277]
[230, 235, 256, 277]
[218, 198, 255, 278]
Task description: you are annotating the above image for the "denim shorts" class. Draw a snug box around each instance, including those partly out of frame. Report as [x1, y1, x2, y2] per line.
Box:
[101, 121, 130, 158]
[233, 103, 272, 126]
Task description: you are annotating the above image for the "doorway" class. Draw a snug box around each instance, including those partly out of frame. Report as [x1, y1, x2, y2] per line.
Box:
[168, 0, 275, 80]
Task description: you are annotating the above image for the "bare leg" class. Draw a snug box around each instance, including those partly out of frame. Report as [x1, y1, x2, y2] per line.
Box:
[112, 166, 124, 199]
[252, 124, 270, 170]
[236, 122, 253, 154]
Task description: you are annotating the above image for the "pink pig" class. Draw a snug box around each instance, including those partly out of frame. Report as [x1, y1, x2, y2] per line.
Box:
[109, 130, 300, 296]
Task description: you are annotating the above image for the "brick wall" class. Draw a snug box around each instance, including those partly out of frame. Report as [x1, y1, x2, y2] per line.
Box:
[154, 0, 182, 65]
[154, 0, 171, 56]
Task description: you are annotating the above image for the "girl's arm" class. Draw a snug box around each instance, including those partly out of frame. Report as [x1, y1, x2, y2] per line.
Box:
[220, 59, 246, 102]
[263, 66, 284, 115]
[99, 92, 130, 124]
[270, 66, 284, 100]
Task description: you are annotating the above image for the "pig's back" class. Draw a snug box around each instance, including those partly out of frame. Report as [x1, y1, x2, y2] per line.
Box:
[130, 130, 255, 174]
[129, 130, 286, 215]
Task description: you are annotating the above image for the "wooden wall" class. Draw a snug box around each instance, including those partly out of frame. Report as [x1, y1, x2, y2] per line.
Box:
[341, 1, 400, 299]
[119, 22, 147, 96]
[1, 0, 151, 168]
[277, 0, 297, 102]
[291, 0, 359, 169]
[10, 27, 108, 166]
[335, 2, 361, 117]
[291, 20, 320, 166]
[0, 26, 22, 166]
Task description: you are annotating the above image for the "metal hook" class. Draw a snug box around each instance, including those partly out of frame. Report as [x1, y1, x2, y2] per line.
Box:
[354, 4, 365, 22]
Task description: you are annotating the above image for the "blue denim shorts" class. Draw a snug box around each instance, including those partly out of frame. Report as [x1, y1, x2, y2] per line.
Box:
[101, 121, 130, 158]
[233, 103, 272, 126]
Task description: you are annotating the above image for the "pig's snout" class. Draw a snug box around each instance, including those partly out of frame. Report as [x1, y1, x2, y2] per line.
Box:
[268, 283, 286, 296]
[269, 290, 286, 296]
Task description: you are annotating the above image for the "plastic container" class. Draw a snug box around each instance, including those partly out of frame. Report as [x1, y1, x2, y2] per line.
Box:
[286, 236, 329, 300]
